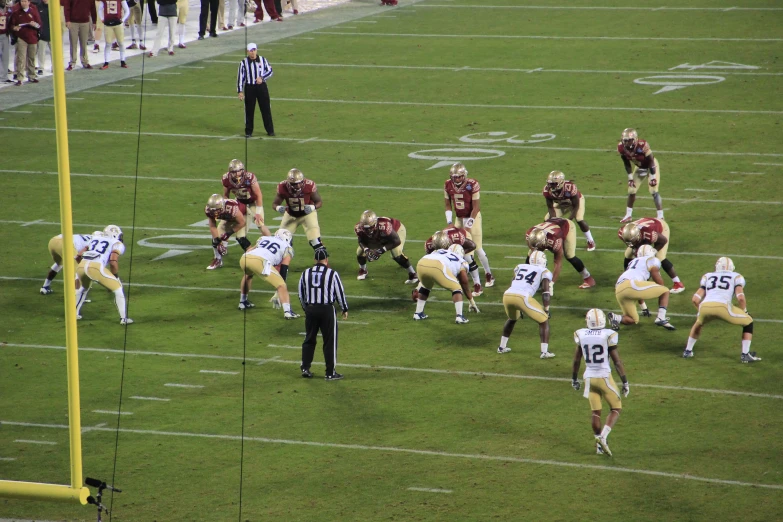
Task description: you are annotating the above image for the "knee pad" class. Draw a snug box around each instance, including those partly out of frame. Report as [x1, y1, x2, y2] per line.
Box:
[567, 255, 585, 273]
[661, 259, 673, 272]
[469, 261, 478, 272]
[743, 322, 753, 334]
[451, 290, 462, 297]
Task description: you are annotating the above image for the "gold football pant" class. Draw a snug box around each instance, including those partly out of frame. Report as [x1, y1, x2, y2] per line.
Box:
[76, 260, 122, 292]
[280, 212, 321, 242]
[502, 293, 548, 323]
[586, 377, 622, 411]
[455, 212, 483, 250]
[48, 236, 65, 265]
[416, 259, 460, 293]
[628, 158, 661, 195]
[615, 279, 668, 323]
[696, 302, 753, 326]
[217, 219, 248, 239]
[240, 255, 286, 289]
[544, 194, 586, 222]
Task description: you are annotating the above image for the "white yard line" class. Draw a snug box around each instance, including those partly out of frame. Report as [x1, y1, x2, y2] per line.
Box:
[408, 487, 452, 493]
[178, 66, 205, 69]
[268, 344, 300, 349]
[200, 369, 239, 375]
[256, 355, 281, 366]
[3, 420, 781, 490]
[112, 84, 136, 87]
[755, 162, 783, 167]
[129, 396, 171, 401]
[685, 188, 719, 192]
[82, 422, 108, 434]
[2, 110, 32, 113]
[708, 180, 744, 183]
[164, 383, 205, 389]
[415, 4, 783, 12]
[339, 320, 370, 325]
[92, 410, 133, 415]
[30, 103, 55, 107]
[3, 343, 782, 399]
[153, 71, 183, 75]
[0, 458, 17, 461]
[14, 439, 57, 445]
[729, 171, 764, 175]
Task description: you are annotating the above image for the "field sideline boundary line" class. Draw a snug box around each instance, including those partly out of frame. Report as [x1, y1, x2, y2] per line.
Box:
[2, 343, 782, 399]
[2, 420, 782, 490]
[314, 31, 783, 43]
[3, 277, 783, 323]
[414, 4, 783, 12]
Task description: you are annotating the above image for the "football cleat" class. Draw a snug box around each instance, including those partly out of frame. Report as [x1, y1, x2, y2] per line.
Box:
[40, 287, 53, 295]
[126, 43, 138, 49]
[586, 240, 596, 251]
[655, 318, 676, 330]
[207, 258, 223, 270]
[455, 315, 469, 324]
[596, 435, 612, 457]
[497, 346, 511, 354]
[357, 268, 368, 280]
[120, 318, 134, 325]
[405, 274, 419, 285]
[413, 312, 428, 321]
[620, 215, 634, 224]
[325, 372, 344, 381]
[596, 443, 604, 455]
[284, 310, 300, 320]
[485, 273, 495, 287]
[670, 282, 685, 294]
[741, 352, 762, 363]
[540, 351, 556, 359]
[76, 315, 82, 320]
[301, 367, 313, 378]
[472, 283, 483, 297]
[682, 349, 694, 358]
[578, 276, 596, 289]
[238, 300, 255, 310]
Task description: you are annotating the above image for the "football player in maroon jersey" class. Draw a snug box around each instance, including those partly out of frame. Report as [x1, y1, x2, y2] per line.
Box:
[221, 159, 265, 230]
[97, 0, 129, 69]
[619, 217, 684, 294]
[354, 210, 417, 284]
[424, 226, 483, 296]
[543, 171, 595, 251]
[272, 168, 325, 254]
[205, 194, 268, 270]
[444, 163, 494, 290]
[618, 128, 664, 223]
[526, 218, 596, 291]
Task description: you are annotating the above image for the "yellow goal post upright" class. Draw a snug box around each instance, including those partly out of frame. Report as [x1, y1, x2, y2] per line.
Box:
[0, 2, 89, 506]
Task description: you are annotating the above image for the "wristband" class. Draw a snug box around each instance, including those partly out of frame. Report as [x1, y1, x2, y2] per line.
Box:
[212, 237, 221, 248]
[693, 293, 702, 301]
[736, 293, 744, 298]
[220, 232, 232, 241]
[445, 210, 453, 224]
[627, 173, 634, 181]
[621, 375, 628, 384]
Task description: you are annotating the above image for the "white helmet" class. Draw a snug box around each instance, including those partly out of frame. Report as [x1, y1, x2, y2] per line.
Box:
[715, 256, 735, 272]
[274, 229, 293, 244]
[92, 230, 104, 238]
[586, 308, 607, 329]
[104, 225, 123, 241]
[529, 250, 547, 267]
[636, 244, 657, 258]
[447, 244, 465, 258]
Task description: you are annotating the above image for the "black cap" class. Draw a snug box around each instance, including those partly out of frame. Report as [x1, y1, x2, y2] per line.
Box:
[314, 247, 329, 261]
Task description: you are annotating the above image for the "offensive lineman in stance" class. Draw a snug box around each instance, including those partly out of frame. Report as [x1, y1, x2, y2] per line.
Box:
[414, 244, 478, 324]
[618, 128, 664, 223]
[205, 194, 253, 269]
[572, 309, 629, 457]
[497, 251, 554, 359]
[684, 257, 759, 362]
[526, 217, 596, 292]
[424, 227, 482, 296]
[273, 168, 326, 254]
[543, 171, 596, 251]
[619, 217, 684, 293]
[443, 162, 494, 291]
[354, 210, 418, 284]
[239, 229, 300, 319]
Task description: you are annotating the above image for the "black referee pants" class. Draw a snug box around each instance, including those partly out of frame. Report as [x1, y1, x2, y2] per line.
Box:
[198, 0, 219, 36]
[243, 82, 274, 136]
[302, 304, 337, 376]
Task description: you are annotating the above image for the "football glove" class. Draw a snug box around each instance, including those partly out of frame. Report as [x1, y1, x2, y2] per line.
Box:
[217, 242, 228, 256]
[641, 308, 651, 317]
[468, 299, 480, 313]
[270, 292, 282, 309]
[622, 382, 630, 397]
[464, 217, 475, 229]
[275, 205, 286, 214]
[367, 249, 382, 262]
[303, 205, 316, 215]
[648, 177, 658, 187]
[571, 379, 581, 391]
[628, 180, 636, 188]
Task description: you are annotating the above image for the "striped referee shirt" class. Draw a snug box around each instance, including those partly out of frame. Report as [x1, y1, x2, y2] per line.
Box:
[298, 264, 349, 312]
[236, 56, 273, 93]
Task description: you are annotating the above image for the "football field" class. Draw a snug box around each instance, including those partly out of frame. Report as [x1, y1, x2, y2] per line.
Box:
[1, 0, 783, 520]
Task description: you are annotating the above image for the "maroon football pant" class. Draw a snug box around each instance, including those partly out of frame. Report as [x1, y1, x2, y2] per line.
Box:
[254, 0, 278, 20]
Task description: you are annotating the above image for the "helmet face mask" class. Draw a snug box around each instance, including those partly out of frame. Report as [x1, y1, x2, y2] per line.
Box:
[360, 210, 378, 232]
[529, 250, 547, 267]
[546, 171, 566, 193]
[449, 162, 468, 189]
[286, 168, 305, 196]
[715, 256, 735, 272]
[621, 223, 641, 246]
[586, 308, 607, 329]
[621, 128, 638, 152]
[432, 230, 450, 250]
[228, 159, 245, 183]
[274, 228, 293, 245]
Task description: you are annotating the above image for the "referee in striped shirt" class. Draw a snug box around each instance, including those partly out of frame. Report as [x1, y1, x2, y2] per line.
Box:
[237, 43, 275, 138]
[298, 248, 349, 381]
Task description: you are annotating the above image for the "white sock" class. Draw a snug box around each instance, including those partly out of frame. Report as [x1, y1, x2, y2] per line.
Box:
[584, 230, 594, 242]
[415, 299, 426, 314]
[283, 302, 291, 313]
[476, 248, 491, 275]
[639, 301, 648, 311]
[455, 300, 463, 316]
[240, 293, 247, 301]
[686, 337, 697, 352]
[135, 25, 143, 44]
[657, 307, 666, 321]
[113, 289, 127, 320]
[499, 336, 509, 348]
[104, 45, 110, 63]
[119, 49, 126, 61]
[43, 278, 52, 288]
[178, 24, 185, 44]
[625, 207, 633, 217]
[470, 268, 480, 285]
[212, 247, 222, 260]
[657, 210, 664, 219]
[741, 339, 751, 355]
[407, 265, 416, 275]
[672, 276, 681, 283]
[581, 268, 591, 279]
[541, 342, 548, 354]
[359, 263, 367, 270]
[75, 288, 89, 315]
[600, 425, 612, 439]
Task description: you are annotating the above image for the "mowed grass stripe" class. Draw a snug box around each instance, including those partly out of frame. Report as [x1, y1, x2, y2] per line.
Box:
[314, 31, 783, 43]
[414, 5, 783, 12]
[3, 420, 782, 490]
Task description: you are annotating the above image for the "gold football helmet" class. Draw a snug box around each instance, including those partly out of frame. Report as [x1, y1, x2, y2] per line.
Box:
[432, 230, 450, 250]
[527, 228, 548, 250]
[546, 170, 566, 192]
[620, 223, 641, 246]
[228, 159, 245, 183]
[621, 128, 638, 152]
[449, 162, 468, 189]
[286, 168, 305, 195]
[360, 210, 378, 230]
[206, 194, 225, 216]
[586, 308, 607, 329]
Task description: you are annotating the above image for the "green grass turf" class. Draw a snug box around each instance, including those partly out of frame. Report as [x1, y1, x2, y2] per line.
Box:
[1, 0, 783, 520]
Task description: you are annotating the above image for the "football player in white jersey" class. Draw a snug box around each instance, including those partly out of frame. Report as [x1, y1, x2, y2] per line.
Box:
[571, 309, 629, 457]
[497, 251, 554, 358]
[41, 232, 93, 294]
[684, 257, 758, 363]
[74, 225, 133, 325]
[608, 245, 675, 331]
[238, 229, 300, 319]
[413, 244, 478, 324]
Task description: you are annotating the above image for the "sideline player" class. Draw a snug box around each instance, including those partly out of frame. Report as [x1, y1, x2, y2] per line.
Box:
[526, 217, 596, 292]
[543, 171, 595, 251]
[618, 128, 664, 222]
[684, 257, 758, 362]
[497, 251, 554, 358]
[354, 210, 418, 284]
[619, 217, 684, 293]
[424, 227, 482, 296]
[608, 245, 675, 331]
[74, 225, 133, 325]
[571, 309, 629, 457]
[413, 244, 478, 324]
[97, 0, 129, 69]
[222, 159, 265, 231]
[443, 162, 494, 288]
[272, 168, 326, 254]
[41, 231, 93, 294]
[205, 194, 254, 270]
[238, 229, 300, 319]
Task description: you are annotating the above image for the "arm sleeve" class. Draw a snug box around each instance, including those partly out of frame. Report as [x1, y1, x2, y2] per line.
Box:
[297, 272, 307, 310]
[121, 1, 130, 22]
[237, 61, 244, 93]
[97, 2, 104, 20]
[261, 57, 273, 80]
[334, 273, 348, 312]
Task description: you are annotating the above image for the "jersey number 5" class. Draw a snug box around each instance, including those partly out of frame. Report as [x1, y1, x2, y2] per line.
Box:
[582, 344, 605, 364]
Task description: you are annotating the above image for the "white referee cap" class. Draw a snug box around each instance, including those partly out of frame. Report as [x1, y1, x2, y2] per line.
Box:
[247, 43, 258, 51]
